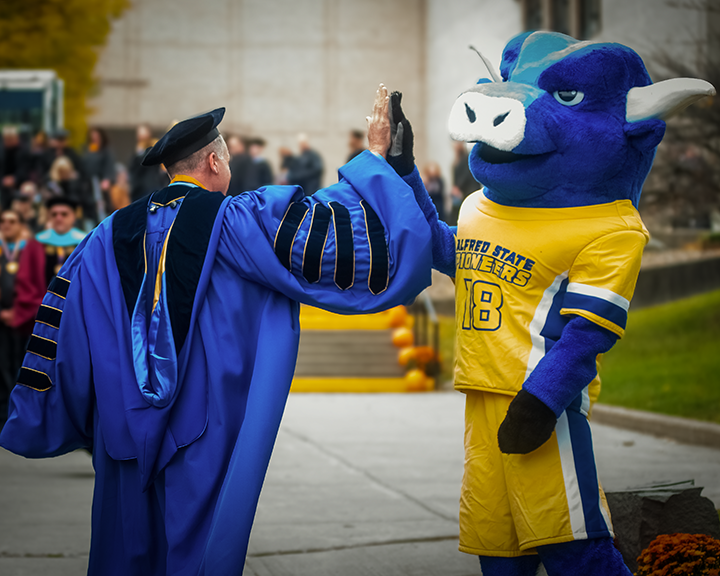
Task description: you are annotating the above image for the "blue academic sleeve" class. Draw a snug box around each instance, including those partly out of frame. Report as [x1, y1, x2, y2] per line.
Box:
[218, 150, 433, 313]
[0, 233, 95, 457]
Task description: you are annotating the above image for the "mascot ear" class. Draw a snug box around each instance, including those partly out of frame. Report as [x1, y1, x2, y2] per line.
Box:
[624, 119, 665, 152]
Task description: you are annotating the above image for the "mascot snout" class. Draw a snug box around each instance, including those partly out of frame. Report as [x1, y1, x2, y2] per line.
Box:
[449, 91, 527, 151]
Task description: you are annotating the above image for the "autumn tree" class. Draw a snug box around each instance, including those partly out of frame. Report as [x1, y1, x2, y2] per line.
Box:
[0, 0, 128, 146]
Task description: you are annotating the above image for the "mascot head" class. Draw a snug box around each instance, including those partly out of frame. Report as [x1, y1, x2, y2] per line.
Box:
[448, 31, 715, 208]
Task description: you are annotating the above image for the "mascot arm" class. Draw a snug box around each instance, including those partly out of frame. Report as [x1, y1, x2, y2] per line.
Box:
[401, 168, 457, 277]
[385, 91, 456, 277]
[499, 229, 646, 454]
[498, 317, 618, 454]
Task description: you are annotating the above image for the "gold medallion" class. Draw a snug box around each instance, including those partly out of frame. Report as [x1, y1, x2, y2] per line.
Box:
[45, 245, 56, 256]
[6, 261, 19, 274]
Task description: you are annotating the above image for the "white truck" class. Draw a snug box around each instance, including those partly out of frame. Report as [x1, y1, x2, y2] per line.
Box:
[0, 69, 64, 135]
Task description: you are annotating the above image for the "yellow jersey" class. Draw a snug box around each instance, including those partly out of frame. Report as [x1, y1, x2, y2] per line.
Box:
[454, 191, 649, 396]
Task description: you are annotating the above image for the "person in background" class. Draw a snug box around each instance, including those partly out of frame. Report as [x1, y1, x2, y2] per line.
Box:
[28, 131, 50, 184]
[83, 127, 116, 223]
[0, 209, 45, 429]
[247, 137, 274, 190]
[43, 129, 86, 180]
[0, 126, 31, 209]
[11, 181, 44, 233]
[422, 161, 446, 223]
[283, 133, 324, 195]
[47, 156, 86, 207]
[226, 135, 252, 196]
[128, 123, 168, 202]
[347, 129, 366, 163]
[43, 130, 93, 223]
[108, 164, 131, 212]
[36, 197, 86, 285]
[450, 141, 478, 225]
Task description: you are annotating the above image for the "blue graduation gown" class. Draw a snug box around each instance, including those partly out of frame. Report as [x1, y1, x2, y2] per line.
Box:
[0, 152, 432, 575]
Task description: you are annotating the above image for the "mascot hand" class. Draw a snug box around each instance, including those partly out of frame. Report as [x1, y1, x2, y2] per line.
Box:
[387, 91, 415, 177]
[498, 390, 557, 454]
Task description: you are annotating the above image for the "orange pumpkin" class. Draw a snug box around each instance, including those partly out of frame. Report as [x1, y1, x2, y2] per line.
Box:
[388, 305, 409, 328]
[413, 345, 436, 365]
[404, 368, 426, 391]
[391, 327, 414, 348]
[397, 346, 416, 367]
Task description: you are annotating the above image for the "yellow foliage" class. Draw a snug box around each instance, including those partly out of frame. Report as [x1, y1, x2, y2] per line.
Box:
[0, 0, 129, 147]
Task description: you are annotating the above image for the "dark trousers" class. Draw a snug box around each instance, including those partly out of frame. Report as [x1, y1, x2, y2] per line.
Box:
[0, 322, 27, 429]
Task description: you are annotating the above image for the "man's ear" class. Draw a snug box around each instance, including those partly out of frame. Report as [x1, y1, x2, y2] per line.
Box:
[208, 152, 220, 174]
[624, 119, 666, 152]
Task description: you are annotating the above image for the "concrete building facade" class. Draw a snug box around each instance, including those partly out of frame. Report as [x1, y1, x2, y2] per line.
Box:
[89, 0, 428, 183]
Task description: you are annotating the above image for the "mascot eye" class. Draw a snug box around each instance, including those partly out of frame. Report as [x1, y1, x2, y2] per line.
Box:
[553, 90, 585, 106]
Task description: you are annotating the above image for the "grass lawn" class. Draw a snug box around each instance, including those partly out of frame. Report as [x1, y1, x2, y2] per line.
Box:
[600, 289, 720, 424]
[436, 289, 720, 423]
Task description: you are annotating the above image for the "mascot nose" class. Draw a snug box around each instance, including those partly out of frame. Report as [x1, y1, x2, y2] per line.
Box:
[493, 112, 509, 126]
[449, 92, 527, 152]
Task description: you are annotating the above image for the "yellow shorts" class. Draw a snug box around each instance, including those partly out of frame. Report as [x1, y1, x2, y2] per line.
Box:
[459, 390, 613, 557]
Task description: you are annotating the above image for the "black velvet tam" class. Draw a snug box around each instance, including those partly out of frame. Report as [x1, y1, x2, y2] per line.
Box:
[46, 196, 79, 210]
[142, 108, 225, 167]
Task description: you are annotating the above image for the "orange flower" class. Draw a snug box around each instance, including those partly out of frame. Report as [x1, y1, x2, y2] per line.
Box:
[636, 534, 720, 576]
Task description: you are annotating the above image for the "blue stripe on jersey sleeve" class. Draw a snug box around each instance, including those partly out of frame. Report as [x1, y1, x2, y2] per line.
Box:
[562, 292, 628, 331]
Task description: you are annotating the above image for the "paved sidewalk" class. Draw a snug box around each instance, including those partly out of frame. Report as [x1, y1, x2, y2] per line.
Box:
[1, 393, 719, 576]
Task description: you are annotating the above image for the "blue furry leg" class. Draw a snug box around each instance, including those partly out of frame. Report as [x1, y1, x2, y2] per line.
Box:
[538, 538, 631, 576]
[479, 555, 540, 576]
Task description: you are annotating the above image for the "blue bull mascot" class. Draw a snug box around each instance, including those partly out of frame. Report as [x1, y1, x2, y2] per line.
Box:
[397, 31, 714, 576]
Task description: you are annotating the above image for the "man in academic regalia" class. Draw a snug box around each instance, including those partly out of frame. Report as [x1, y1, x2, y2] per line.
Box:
[35, 197, 87, 286]
[0, 86, 433, 576]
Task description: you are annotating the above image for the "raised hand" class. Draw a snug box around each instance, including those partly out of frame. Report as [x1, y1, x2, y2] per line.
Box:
[387, 91, 415, 177]
[367, 84, 392, 158]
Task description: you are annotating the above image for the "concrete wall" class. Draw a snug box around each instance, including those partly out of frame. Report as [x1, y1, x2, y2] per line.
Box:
[424, 0, 521, 185]
[89, 0, 427, 184]
[632, 256, 720, 310]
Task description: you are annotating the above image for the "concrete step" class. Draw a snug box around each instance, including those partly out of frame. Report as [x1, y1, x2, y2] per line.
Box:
[295, 330, 403, 377]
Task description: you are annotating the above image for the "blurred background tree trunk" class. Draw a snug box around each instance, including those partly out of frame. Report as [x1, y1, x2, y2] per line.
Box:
[642, 0, 720, 236]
